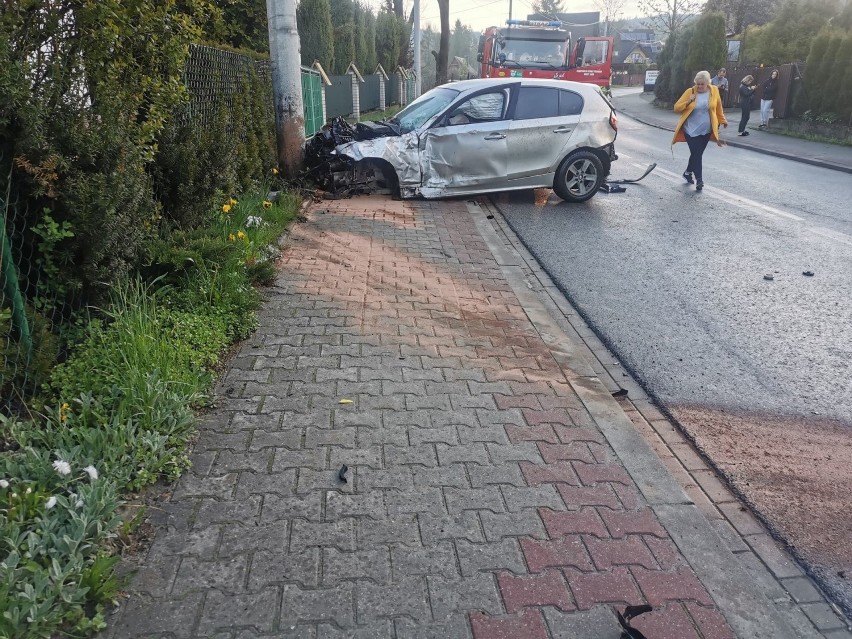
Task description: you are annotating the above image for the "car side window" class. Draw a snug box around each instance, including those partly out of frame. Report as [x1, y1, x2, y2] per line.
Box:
[514, 87, 560, 120]
[559, 90, 584, 116]
[450, 89, 509, 124]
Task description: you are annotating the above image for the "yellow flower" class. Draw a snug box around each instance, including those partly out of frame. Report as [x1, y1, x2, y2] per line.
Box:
[272, 168, 279, 175]
[59, 403, 71, 424]
[229, 198, 238, 206]
[262, 200, 272, 209]
[228, 233, 236, 242]
[222, 204, 232, 214]
[237, 230, 247, 241]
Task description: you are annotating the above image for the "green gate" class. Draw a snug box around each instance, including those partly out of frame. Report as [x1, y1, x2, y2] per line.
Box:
[302, 67, 324, 137]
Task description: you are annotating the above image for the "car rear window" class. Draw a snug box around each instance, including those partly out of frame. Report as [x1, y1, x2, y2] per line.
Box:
[559, 90, 584, 115]
[514, 87, 560, 120]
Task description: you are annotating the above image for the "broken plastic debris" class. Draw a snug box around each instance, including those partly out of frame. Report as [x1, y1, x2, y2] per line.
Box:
[763, 274, 774, 281]
[803, 271, 814, 277]
[338, 464, 349, 483]
[611, 388, 629, 398]
[338, 399, 353, 404]
[600, 183, 626, 193]
[617, 604, 653, 639]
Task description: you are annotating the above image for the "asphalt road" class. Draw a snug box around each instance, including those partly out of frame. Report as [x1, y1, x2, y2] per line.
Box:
[490, 113, 852, 613]
[493, 116, 852, 421]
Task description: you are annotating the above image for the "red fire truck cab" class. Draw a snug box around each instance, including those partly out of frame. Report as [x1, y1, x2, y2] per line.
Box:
[478, 20, 613, 88]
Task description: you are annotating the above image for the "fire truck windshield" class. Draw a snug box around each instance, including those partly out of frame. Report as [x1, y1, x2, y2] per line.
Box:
[498, 38, 567, 65]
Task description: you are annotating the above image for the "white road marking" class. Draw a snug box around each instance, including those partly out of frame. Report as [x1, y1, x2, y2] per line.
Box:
[629, 163, 852, 247]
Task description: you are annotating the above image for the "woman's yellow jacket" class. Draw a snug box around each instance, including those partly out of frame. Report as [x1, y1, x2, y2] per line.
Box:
[671, 85, 727, 144]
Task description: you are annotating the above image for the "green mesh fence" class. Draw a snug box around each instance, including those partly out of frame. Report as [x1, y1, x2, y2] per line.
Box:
[302, 68, 324, 137]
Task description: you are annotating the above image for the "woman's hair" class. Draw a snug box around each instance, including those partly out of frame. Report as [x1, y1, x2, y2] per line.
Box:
[742, 75, 754, 84]
[718, 68, 726, 74]
[771, 69, 779, 77]
[694, 70, 712, 84]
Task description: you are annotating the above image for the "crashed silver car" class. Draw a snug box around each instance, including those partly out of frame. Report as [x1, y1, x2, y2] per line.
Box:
[304, 78, 618, 203]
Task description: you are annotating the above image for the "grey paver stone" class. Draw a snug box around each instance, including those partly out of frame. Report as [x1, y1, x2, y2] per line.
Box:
[386, 487, 446, 515]
[172, 555, 247, 594]
[419, 512, 484, 546]
[146, 525, 221, 561]
[212, 451, 273, 474]
[297, 469, 356, 494]
[305, 427, 357, 449]
[456, 425, 510, 445]
[391, 541, 459, 579]
[394, 617, 473, 639]
[250, 429, 304, 451]
[198, 588, 278, 634]
[358, 514, 422, 548]
[247, 549, 320, 590]
[112, 592, 203, 637]
[444, 486, 505, 514]
[450, 394, 497, 410]
[262, 492, 324, 523]
[196, 496, 262, 527]
[409, 426, 459, 446]
[467, 463, 526, 488]
[413, 464, 470, 488]
[800, 603, 847, 631]
[432, 410, 480, 428]
[199, 432, 250, 451]
[455, 538, 526, 576]
[780, 576, 824, 604]
[219, 522, 288, 557]
[427, 573, 503, 618]
[437, 443, 491, 466]
[326, 490, 386, 519]
[746, 533, 805, 579]
[384, 444, 438, 468]
[317, 621, 394, 638]
[359, 427, 408, 448]
[272, 448, 327, 472]
[280, 583, 355, 629]
[322, 547, 391, 585]
[543, 605, 622, 639]
[328, 446, 384, 469]
[480, 510, 547, 541]
[290, 518, 356, 552]
[357, 576, 431, 623]
[359, 467, 414, 491]
[126, 558, 180, 595]
[173, 472, 239, 502]
[235, 470, 298, 499]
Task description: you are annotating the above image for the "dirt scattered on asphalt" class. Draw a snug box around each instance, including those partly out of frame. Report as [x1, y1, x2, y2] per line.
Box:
[670, 404, 852, 614]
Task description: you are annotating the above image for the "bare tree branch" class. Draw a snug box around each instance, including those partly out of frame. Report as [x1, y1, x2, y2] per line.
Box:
[638, 0, 704, 34]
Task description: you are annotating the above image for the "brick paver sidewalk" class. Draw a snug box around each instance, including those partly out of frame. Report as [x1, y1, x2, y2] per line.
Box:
[109, 196, 782, 638]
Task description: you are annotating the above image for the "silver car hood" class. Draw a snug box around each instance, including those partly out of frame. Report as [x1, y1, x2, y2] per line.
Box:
[336, 133, 421, 193]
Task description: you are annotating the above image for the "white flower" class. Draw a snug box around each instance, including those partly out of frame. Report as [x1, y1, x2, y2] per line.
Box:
[45, 496, 57, 509]
[245, 215, 266, 229]
[25, 487, 32, 495]
[83, 465, 99, 480]
[0, 479, 9, 488]
[52, 459, 72, 476]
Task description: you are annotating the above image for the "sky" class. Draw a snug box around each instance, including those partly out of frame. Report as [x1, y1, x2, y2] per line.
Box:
[360, 0, 645, 34]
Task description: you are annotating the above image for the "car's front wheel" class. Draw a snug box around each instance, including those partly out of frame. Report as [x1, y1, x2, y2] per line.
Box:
[553, 151, 605, 203]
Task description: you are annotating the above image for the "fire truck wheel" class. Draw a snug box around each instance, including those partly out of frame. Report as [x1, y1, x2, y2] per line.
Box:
[554, 151, 605, 203]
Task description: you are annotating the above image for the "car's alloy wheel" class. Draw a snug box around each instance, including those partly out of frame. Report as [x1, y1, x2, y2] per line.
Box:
[554, 151, 605, 203]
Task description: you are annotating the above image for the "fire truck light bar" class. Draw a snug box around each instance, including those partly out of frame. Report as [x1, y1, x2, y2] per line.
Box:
[506, 19, 563, 27]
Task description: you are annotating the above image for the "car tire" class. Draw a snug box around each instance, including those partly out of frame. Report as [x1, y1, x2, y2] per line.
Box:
[553, 151, 605, 203]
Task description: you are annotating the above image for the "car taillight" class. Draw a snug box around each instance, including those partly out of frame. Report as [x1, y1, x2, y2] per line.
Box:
[609, 111, 618, 131]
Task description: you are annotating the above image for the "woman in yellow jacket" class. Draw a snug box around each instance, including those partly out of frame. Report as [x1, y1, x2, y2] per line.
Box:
[672, 70, 728, 191]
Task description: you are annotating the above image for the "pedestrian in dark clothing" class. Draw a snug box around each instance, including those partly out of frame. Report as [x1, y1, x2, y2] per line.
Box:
[759, 69, 779, 128]
[738, 75, 756, 136]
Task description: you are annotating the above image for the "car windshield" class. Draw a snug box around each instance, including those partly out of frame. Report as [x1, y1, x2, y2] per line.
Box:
[500, 38, 568, 65]
[392, 87, 460, 133]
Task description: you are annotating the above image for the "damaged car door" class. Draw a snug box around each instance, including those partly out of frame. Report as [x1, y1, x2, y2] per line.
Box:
[419, 86, 513, 197]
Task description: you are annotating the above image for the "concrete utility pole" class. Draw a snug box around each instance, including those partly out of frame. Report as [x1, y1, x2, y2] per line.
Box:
[413, 0, 421, 97]
[266, 0, 305, 177]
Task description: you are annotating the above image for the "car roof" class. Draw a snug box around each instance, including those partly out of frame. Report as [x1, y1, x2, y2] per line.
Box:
[441, 77, 600, 95]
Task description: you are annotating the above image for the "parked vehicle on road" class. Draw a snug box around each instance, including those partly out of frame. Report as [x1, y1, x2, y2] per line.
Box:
[305, 78, 619, 203]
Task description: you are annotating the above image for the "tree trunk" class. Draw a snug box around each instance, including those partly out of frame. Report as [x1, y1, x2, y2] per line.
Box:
[393, 0, 404, 18]
[435, 0, 450, 85]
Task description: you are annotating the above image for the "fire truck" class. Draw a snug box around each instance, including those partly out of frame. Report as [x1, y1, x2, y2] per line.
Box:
[477, 20, 614, 88]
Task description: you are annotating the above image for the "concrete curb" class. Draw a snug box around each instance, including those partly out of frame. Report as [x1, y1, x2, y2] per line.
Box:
[468, 199, 805, 639]
[614, 103, 852, 175]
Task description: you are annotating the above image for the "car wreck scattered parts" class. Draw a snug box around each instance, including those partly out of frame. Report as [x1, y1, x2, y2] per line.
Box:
[303, 78, 619, 203]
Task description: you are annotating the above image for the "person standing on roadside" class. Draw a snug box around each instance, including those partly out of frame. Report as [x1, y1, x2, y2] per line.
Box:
[738, 75, 756, 136]
[759, 69, 780, 129]
[672, 70, 728, 191]
[711, 68, 729, 105]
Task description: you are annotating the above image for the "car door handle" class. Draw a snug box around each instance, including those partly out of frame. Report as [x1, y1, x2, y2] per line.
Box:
[484, 133, 506, 140]
[553, 126, 574, 133]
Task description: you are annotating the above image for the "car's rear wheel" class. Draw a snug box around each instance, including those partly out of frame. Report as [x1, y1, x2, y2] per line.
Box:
[553, 151, 605, 203]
